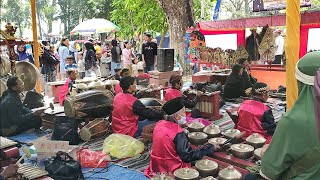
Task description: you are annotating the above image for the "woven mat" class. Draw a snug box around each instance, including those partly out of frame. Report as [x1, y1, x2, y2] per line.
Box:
[115, 151, 150, 172]
[8, 129, 52, 144]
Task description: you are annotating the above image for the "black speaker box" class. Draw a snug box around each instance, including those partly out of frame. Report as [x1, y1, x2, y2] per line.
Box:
[157, 48, 174, 72]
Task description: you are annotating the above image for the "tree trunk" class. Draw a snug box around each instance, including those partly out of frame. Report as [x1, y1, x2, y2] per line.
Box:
[157, 0, 195, 72]
[159, 26, 168, 48]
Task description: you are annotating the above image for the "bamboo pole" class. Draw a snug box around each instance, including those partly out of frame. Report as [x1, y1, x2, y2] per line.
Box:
[30, 0, 41, 93]
[285, 0, 300, 110]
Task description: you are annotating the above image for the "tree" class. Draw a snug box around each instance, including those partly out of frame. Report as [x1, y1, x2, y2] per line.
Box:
[111, 0, 167, 45]
[157, 0, 195, 69]
[1, 0, 31, 38]
[36, 0, 58, 34]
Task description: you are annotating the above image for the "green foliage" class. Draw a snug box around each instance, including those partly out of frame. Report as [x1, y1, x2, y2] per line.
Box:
[194, 0, 216, 21]
[1, 0, 31, 37]
[110, 0, 167, 39]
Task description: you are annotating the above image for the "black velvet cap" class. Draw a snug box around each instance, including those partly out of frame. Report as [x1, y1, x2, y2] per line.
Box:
[162, 97, 185, 115]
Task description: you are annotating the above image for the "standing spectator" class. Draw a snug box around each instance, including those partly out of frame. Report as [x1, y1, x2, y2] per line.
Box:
[69, 41, 78, 63]
[40, 41, 58, 82]
[273, 29, 284, 64]
[64, 55, 77, 71]
[122, 41, 135, 71]
[142, 33, 157, 72]
[77, 52, 85, 79]
[84, 42, 100, 77]
[58, 38, 70, 80]
[111, 39, 122, 75]
[50, 45, 59, 60]
[17, 45, 34, 63]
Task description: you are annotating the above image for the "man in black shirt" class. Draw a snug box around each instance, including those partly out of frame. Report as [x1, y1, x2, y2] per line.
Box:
[142, 33, 157, 72]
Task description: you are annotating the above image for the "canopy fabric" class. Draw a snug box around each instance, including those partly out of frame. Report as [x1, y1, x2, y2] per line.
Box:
[70, 18, 120, 35]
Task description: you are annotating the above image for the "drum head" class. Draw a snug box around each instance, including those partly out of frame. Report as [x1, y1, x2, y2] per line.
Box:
[64, 98, 76, 118]
[79, 127, 91, 142]
[0, 79, 7, 96]
[139, 98, 164, 107]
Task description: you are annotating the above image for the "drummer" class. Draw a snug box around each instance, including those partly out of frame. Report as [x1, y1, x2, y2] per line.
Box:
[0, 77, 44, 136]
[236, 82, 277, 143]
[145, 97, 218, 178]
[112, 76, 164, 137]
[59, 68, 77, 106]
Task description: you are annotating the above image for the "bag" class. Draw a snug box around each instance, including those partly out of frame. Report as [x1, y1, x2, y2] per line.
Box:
[76, 148, 110, 168]
[51, 116, 80, 145]
[44, 151, 84, 180]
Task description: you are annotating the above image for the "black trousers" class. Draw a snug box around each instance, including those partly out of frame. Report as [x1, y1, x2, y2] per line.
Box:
[273, 55, 282, 64]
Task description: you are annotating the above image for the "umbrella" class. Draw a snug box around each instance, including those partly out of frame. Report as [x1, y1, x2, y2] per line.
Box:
[70, 18, 120, 35]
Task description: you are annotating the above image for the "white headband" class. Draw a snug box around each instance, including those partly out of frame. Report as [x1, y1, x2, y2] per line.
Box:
[295, 62, 315, 86]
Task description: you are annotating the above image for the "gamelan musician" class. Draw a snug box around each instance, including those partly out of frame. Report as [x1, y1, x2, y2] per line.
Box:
[0, 77, 44, 136]
[112, 76, 164, 138]
[144, 97, 219, 178]
[165, 74, 200, 107]
[59, 68, 77, 106]
[114, 68, 131, 95]
[237, 82, 277, 143]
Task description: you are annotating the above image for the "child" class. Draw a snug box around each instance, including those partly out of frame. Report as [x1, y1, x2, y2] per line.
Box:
[131, 59, 144, 77]
[59, 69, 77, 106]
[136, 69, 150, 86]
[65, 55, 77, 71]
[77, 52, 85, 79]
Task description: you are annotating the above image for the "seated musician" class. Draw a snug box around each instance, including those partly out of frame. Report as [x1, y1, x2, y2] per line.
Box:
[145, 97, 218, 178]
[114, 68, 131, 95]
[112, 76, 164, 137]
[0, 77, 44, 136]
[237, 82, 276, 143]
[259, 52, 320, 180]
[238, 58, 257, 89]
[59, 69, 77, 106]
[136, 69, 150, 86]
[223, 64, 247, 99]
[165, 74, 200, 107]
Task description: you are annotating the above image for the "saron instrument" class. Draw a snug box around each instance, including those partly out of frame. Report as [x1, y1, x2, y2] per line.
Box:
[186, 90, 223, 120]
[64, 90, 114, 119]
[79, 118, 110, 142]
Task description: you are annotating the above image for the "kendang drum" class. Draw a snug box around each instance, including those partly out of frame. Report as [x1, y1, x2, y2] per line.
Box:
[64, 90, 114, 119]
[79, 118, 110, 142]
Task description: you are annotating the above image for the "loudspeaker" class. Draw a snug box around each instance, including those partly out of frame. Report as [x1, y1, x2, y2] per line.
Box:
[157, 48, 174, 72]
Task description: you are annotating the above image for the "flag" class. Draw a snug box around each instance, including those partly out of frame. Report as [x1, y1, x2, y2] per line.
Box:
[213, 0, 222, 20]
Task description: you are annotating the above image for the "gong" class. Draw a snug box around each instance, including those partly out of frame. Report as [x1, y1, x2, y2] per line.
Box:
[0, 55, 11, 76]
[16, 61, 40, 91]
[0, 79, 6, 96]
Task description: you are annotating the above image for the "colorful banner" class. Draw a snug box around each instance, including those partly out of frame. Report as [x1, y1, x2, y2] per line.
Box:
[286, 0, 301, 110]
[253, 0, 311, 12]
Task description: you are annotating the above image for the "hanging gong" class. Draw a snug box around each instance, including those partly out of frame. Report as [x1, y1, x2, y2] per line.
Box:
[0, 55, 11, 76]
[0, 79, 7, 96]
[16, 61, 39, 91]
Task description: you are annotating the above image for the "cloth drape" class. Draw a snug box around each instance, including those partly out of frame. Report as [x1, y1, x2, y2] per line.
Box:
[199, 29, 245, 47]
[285, 0, 301, 110]
[299, 23, 320, 58]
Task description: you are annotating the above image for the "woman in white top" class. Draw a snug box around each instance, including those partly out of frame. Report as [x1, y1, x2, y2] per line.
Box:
[58, 38, 70, 80]
[122, 41, 135, 71]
